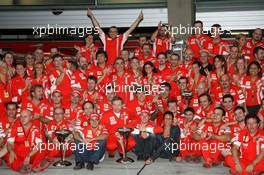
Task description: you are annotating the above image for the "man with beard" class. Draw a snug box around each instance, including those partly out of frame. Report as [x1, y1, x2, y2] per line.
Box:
[20, 84, 49, 121]
[71, 56, 89, 93]
[244, 28, 264, 60]
[211, 74, 245, 106]
[151, 22, 175, 56]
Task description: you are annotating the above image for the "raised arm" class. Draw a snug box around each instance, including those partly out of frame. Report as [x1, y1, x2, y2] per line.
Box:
[87, 8, 104, 35]
[124, 10, 144, 37]
[151, 21, 161, 42]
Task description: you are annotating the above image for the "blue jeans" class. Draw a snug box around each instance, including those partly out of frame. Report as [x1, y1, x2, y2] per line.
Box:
[74, 140, 106, 164]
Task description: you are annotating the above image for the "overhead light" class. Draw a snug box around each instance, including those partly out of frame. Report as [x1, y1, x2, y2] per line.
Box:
[175, 40, 184, 44]
[230, 31, 249, 35]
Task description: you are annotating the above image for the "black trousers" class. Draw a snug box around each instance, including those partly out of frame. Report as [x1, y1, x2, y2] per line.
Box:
[247, 105, 261, 115]
[132, 133, 156, 156]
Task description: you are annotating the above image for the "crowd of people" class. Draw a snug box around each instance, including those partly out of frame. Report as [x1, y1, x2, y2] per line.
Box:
[0, 8, 264, 175]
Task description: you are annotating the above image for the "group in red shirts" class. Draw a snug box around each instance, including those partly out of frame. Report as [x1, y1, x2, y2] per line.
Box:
[0, 8, 263, 175]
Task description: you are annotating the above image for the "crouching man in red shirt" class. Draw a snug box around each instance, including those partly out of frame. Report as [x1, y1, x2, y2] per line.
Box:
[6, 109, 50, 173]
[230, 114, 264, 175]
[74, 113, 108, 170]
[100, 96, 136, 158]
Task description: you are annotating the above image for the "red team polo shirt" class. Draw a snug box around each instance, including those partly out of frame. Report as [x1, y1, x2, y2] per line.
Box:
[99, 32, 128, 65]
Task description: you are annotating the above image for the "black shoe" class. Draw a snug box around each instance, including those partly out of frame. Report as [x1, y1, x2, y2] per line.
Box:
[86, 162, 94, 170]
[143, 154, 150, 161]
[108, 154, 115, 158]
[73, 162, 84, 170]
[119, 153, 124, 159]
[137, 155, 144, 161]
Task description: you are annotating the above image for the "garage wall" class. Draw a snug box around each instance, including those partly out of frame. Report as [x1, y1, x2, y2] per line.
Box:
[0, 8, 168, 29]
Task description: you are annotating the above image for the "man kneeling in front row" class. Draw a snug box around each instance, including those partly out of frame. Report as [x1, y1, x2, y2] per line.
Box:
[74, 113, 108, 170]
[6, 109, 50, 173]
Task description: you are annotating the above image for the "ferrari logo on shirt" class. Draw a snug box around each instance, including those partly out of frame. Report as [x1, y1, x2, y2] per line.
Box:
[136, 107, 141, 112]
[104, 104, 109, 109]
[211, 74, 217, 79]
[246, 81, 251, 87]
[79, 73, 86, 80]
[87, 130, 93, 138]
[51, 125, 57, 131]
[208, 126, 213, 132]
[97, 71, 102, 76]
[83, 122, 88, 127]
[96, 130, 101, 136]
[17, 127, 23, 132]
[243, 136, 249, 142]
[110, 116, 117, 125]
[6, 124, 10, 128]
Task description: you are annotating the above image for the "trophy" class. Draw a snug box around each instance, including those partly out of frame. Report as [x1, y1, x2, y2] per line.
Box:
[53, 129, 72, 167]
[116, 127, 134, 164]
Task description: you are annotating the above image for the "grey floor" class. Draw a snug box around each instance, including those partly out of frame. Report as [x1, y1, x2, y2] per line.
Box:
[0, 153, 230, 175]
